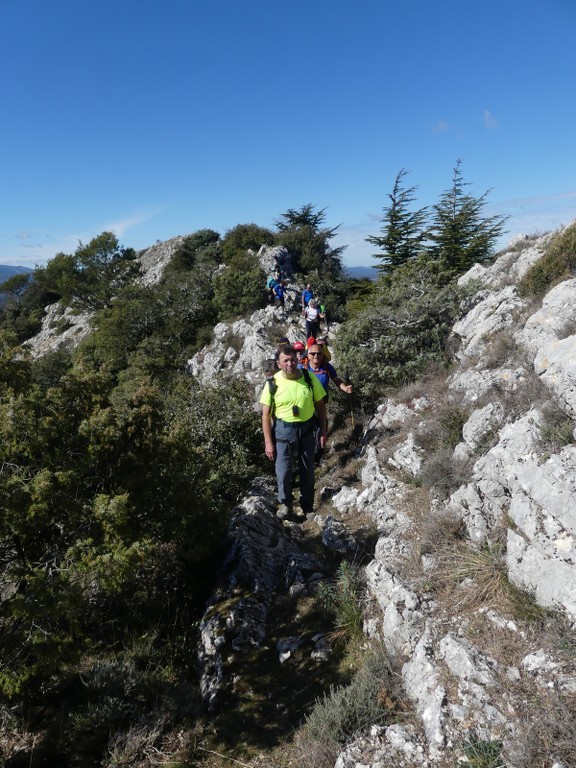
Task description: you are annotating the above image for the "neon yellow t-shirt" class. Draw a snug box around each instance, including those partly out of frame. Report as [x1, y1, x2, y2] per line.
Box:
[260, 370, 326, 422]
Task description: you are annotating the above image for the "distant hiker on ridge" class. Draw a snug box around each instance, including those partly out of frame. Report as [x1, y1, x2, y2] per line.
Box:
[304, 299, 323, 339]
[301, 283, 314, 311]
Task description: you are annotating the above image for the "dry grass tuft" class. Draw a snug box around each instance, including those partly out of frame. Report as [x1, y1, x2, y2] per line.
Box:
[430, 540, 511, 612]
[512, 686, 576, 768]
[481, 330, 521, 370]
[105, 718, 190, 767]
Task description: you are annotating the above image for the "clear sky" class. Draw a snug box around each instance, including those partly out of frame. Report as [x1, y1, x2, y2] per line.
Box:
[1, 0, 575, 269]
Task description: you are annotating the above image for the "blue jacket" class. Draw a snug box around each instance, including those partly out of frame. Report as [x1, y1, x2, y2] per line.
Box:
[303, 361, 337, 397]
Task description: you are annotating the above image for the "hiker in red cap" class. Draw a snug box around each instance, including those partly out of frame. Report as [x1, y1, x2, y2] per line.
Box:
[293, 340, 307, 365]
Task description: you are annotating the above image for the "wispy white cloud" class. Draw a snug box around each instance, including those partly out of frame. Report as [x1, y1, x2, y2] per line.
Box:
[433, 119, 450, 133]
[483, 109, 498, 129]
[1, 209, 162, 267]
[103, 211, 158, 239]
[491, 190, 576, 245]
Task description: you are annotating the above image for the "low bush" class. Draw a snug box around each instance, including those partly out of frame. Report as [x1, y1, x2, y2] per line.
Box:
[539, 398, 575, 454]
[317, 561, 365, 645]
[336, 255, 461, 405]
[431, 540, 511, 611]
[212, 260, 268, 319]
[419, 447, 471, 498]
[517, 221, 576, 299]
[414, 402, 468, 453]
[298, 648, 396, 768]
[459, 734, 504, 768]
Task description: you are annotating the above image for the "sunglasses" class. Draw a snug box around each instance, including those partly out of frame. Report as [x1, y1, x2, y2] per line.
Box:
[309, 351, 322, 356]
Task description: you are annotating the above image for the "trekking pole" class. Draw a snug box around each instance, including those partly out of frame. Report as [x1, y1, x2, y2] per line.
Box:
[344, 371, 355, 429]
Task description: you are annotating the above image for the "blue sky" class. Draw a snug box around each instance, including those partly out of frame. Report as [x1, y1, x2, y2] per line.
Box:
[1, 0, 575, 269]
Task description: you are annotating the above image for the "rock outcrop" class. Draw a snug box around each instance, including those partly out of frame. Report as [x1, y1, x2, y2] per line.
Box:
[196, 226, 576, 768]
[24, 234, 190, 357]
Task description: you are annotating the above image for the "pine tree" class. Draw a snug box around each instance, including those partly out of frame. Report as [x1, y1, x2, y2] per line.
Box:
[275, 203, 345, 279]
[428, 160, 508, 277]
[366, 169, 428, 274]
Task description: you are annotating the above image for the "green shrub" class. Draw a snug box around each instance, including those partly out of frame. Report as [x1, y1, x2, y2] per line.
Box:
[459, 735, 504, 768]
[164, 229, 221, 274]
[213, 262, 268, 318]
[300, 649, 395, 768]
[539, 398, 574, 454]
[517, 222, 576, 298]
[419, 447, 471, 498]
[221, 223, 275, 265]
[317, 561, 365, 644]
[336, 255, 461, 404]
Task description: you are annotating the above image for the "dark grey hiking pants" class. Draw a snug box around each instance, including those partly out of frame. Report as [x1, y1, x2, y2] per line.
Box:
[274, 417, 316, 512]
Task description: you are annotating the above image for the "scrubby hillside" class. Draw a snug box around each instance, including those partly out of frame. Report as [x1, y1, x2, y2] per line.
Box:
[189, 225, 576, 768]
[2, 219, 576, 768]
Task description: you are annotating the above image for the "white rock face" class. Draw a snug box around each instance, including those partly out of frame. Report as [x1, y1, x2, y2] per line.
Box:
[138, 234, 190, 286]
[332, 229, 576, 766]
[516, 278, 576, 357]
[24, 303, 94, 358]
[451, 285, 528, 362]
[534, 335, 576, 414]
[458, 233, 551, 291]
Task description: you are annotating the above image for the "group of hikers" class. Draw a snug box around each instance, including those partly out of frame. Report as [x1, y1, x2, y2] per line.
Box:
[259, 311, 353, 523]
[266, 271, 327, 340]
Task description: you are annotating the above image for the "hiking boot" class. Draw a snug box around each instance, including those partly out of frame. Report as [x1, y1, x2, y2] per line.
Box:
[276, 503, 293, 520]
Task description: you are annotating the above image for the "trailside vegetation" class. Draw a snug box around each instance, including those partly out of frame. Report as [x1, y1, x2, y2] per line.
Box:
[336, 161, 508, 405]
[428, 159, 508, 277]
[336, 255, 461, 404]
[367, 168, 428, 275]
[517, 220, 576, 298]
[275, 203, 346, 280]
[0, 230, 267, 766]
[0, 170, 509, 763]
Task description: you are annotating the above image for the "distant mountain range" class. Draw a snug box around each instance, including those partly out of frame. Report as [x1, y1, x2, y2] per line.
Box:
[344, 265, 378, 279]
[0, 262, 377, 286]
[0, 264, 34, 284]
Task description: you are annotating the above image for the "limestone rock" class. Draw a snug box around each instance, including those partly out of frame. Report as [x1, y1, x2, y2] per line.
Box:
[24, 302, 94, 358]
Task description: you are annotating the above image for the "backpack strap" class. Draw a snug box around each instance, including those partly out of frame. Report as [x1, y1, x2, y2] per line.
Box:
[267, 376, 277, 417]
[301, 368, 313, 391]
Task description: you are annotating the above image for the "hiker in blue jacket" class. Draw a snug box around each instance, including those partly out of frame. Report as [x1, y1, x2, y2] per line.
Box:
[305, 342, 352, 461]
[273, 280, 286, 309]
[301, 283, 314, 311]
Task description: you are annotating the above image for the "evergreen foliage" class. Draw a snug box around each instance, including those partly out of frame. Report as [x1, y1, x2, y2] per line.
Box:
[34, 232, 139, 311]
[213, 257, 268, 318]
[517, 221, 576, 298]
[427, 160, 508, 277]
[0, 232, 266, 764]
[275, 203, 345, 279]
[221, 222, 275, 264]
[366, 168, 428, 274]
[336, 254, 461, 403]
[164, 228, 221, 274]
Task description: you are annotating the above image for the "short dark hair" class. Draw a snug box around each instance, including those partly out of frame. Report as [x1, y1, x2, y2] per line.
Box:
[275, 344, 295, 361]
